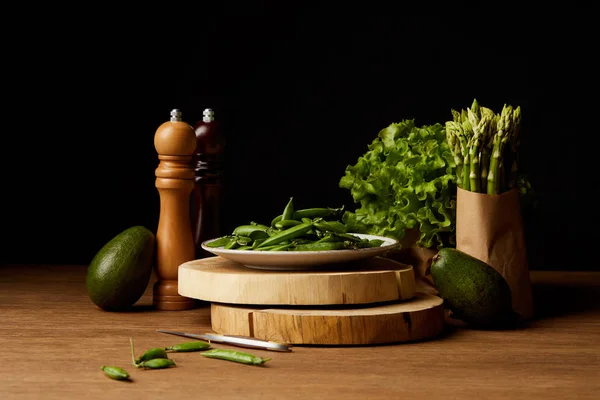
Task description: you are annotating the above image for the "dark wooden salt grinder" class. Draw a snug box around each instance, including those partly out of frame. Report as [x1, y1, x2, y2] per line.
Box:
[191, 108, 225, 258]
[153, 109, 197, 311]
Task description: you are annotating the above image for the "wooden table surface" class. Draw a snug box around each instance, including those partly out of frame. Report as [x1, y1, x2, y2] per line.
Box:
[1, 264, 599, 400]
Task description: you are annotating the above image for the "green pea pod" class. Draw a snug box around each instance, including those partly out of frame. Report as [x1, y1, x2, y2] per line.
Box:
[353, 239, 369, 248]
[201, 349, 271, 366]
[337, 232, 363, 242]
[139, 358, 176, 369]
[250, 230, 269, 240]
[252, 238, 266, 249]
[293, 238, 314, 244]
[254, 241, 291, 251]
[274, 219, 302, 230]
[204, 236, 232, 248]
[316, 235, 341, 243]
[250, 222, 270, 230]
[236, 245, 252, 250]
[233, 225, 269, 237]
[353, 238, 385, 249]
[266, 227, 279, 236]
[271, 206, 345, 228]
[281, 197, 295, 221]
[313, 220, 347, 234]
[267, 243, 294, 251]
[135, 347, 168, 365]
[293, 242, 346, 251]
[101, 365, 130, 380]
[293, 207, 344, 220]
[235, 236, 253, 246]
[165, 341, 211, 352]
[367, 239, 385, 247]
[270, 214, 283, 228]
[256, 222, 313, 248]
[129, 338, 171, 369]
[224, 239, 240, 249]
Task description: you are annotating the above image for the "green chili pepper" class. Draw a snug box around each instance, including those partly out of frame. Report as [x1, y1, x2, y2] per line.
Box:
[256, 222, 313, 248]
[165, 341, 211, 352]
[293, 242, 346, 251]
[138, 358, 176, 369]
[101, 365, 130, 380]
[201, 349, 272, 366]
[281, 197, 295, 221]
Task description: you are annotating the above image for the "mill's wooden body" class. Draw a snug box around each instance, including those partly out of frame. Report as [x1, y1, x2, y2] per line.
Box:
[153, 109, 197, 311]
[192, 108, 225, 259]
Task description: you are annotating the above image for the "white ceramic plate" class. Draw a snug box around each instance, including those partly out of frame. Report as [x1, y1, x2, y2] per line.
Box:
[200, 233, 399, 271]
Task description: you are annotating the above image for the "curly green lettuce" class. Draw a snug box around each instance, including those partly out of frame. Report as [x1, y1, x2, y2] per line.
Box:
[339, 119, 457, 249]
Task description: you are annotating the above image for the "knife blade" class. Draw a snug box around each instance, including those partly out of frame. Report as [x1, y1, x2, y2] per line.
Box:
[156, 329, 292, 352]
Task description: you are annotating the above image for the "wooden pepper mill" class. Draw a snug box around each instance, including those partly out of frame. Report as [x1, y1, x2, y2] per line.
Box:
[153, 108, 197, 311]
[192, 108, 225, 259]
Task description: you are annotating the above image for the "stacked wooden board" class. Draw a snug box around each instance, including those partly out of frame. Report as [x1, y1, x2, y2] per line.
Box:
[178, 256, 445, 345]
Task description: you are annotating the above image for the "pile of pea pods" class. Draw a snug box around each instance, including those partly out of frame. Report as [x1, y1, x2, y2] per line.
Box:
[101, 338, 271, 381]
[206, 197, 385, 251]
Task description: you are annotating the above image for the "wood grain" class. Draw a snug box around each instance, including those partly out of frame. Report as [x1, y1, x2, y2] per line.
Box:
[210, 294, 445, 345]
[178, 256, 416, 305]
[1, 265, 599, 400]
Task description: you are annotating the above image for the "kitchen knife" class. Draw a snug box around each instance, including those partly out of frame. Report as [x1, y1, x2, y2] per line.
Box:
[156, 329, 292, 352]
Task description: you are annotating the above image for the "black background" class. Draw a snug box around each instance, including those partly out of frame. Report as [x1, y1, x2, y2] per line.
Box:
[0, 2, 594, 270]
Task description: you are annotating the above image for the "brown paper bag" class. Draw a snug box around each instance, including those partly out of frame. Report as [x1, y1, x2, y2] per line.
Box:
[384, 228, 439, 296]
[456, 187, 534, 320]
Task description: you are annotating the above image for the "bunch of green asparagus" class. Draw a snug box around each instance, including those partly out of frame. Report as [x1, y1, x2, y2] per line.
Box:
[445, 99, 522, 195]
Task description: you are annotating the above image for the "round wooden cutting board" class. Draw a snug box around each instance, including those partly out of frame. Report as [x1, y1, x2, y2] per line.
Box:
[210, 294, 445, 345]
[178, 256, 416, 306]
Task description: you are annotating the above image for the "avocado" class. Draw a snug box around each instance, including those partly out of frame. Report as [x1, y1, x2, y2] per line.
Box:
[431, 248, 516, 327]
[86, 226, 155, 311]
